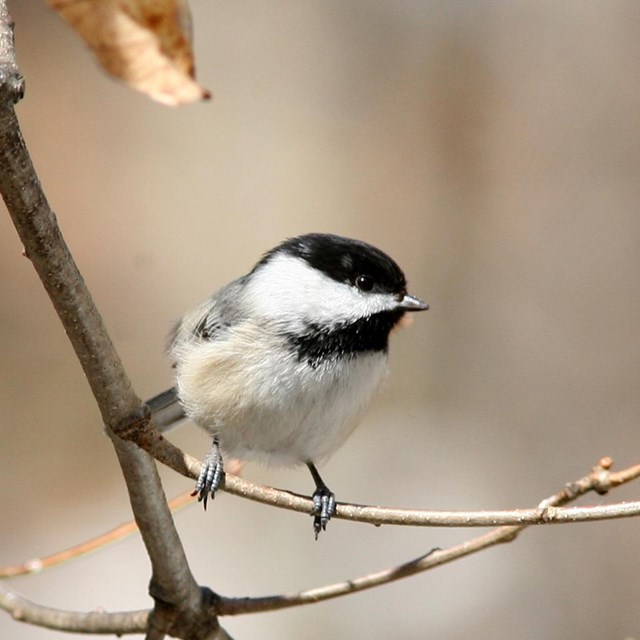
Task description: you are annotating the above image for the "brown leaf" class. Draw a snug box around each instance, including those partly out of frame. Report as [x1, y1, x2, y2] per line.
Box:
[47, 0, 211, 106]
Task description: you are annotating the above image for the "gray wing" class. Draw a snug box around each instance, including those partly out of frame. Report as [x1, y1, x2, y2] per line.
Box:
[153, 276, 249, 431]
[167, 275, 249, 363]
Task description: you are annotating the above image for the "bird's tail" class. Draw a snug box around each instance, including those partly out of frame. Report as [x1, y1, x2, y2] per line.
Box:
[146, 387, 185, 432]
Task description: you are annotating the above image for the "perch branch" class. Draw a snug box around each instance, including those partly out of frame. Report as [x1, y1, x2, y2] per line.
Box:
[2, 456, 638, 630]
[217, 456, 638, 614]
[138, 427, 640, 528]
[1, 2, 638, 635]
[3, 456, 638, 584]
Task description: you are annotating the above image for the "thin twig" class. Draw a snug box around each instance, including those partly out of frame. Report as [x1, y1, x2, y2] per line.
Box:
[218, 527, 513, 615]
[2, 457, 636, 627]
[142, 430, 640, 528]
[1, 1, 638, 635]
[0, 582, 149, 635]
[2, 456, 637, 580]
[216, 457, 635, 615]
[0, 492, 194, 579]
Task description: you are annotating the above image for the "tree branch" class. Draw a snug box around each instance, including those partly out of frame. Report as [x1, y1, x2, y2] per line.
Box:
[3, 455, 638, 586]
[0, 4, 227, 638]
[0, 493, 194, 579]
[3, 457, 636, 627]
[0, 583, 149, 635]
[2, 2, 639, 636]
[0, 1, 22, 105]
[221, 460, 640, 526]
[216, 456, 639, 615]
[139, 427, 640, 528]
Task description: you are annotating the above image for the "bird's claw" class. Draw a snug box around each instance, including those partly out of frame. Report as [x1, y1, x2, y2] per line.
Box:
[192, 441, 224, 509]
[311, 486, 336, 539]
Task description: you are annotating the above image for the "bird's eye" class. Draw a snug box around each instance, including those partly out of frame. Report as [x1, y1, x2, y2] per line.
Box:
[355, 274, 374, 292]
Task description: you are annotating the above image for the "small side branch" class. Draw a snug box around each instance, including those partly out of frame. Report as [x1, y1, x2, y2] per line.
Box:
[217, 456, 637, 615]
[3, 457, 636, 627]
[0, 582, 149, 635]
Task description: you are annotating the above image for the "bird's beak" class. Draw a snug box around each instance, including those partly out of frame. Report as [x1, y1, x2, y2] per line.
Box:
[397, 293, 429, 312]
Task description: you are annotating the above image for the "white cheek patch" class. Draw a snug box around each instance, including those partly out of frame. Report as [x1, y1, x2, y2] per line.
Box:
[244, 253, 399, 328]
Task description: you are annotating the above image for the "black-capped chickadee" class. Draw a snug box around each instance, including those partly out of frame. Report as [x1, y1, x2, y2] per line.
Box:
[147, 233, 428, 536]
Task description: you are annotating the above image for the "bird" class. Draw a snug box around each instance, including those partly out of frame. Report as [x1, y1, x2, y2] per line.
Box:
[147, 233, 428, 536]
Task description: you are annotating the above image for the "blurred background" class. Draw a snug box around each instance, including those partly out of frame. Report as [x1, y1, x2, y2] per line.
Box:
[2, 1, 640, 638]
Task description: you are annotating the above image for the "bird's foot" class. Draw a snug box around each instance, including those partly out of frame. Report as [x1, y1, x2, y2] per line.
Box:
[306, 462, 336, 538]
[192, 438, 224, 509]
[310, 484, 336, 539]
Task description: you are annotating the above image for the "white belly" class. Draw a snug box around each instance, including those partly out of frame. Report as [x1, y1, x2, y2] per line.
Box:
[174, 323, 389, 465]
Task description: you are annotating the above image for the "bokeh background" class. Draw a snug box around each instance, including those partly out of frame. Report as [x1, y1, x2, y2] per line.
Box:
[2, 1, 640, 638]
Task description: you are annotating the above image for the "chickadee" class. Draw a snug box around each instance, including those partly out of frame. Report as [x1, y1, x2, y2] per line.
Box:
[147, 233, 428, 536]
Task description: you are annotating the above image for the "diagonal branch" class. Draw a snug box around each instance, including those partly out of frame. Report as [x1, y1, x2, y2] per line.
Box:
[0, 583, 149, 635]
[0, 4, 226, 638]
[0, 492, 194, 579]
[138, 427, 640, 528]
[3, 456, 638, 586]
[2, 2, 638, 635]
[2, 454, 638, 631]
[3, 456, 632, 628]
[216, 457, 638, 615]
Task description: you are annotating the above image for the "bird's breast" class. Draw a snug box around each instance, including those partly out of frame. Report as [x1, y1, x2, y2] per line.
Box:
[174, 321, 389, 465]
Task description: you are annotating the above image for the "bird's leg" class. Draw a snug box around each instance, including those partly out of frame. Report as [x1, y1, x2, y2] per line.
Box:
[192, 436, 224, 509]
[307, 462, 336, 538]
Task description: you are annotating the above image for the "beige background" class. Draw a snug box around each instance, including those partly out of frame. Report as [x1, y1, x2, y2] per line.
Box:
[2, 1, 640, 639]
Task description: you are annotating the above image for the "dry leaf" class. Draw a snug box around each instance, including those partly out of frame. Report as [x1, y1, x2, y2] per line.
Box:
[47, 0, 211, 106]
